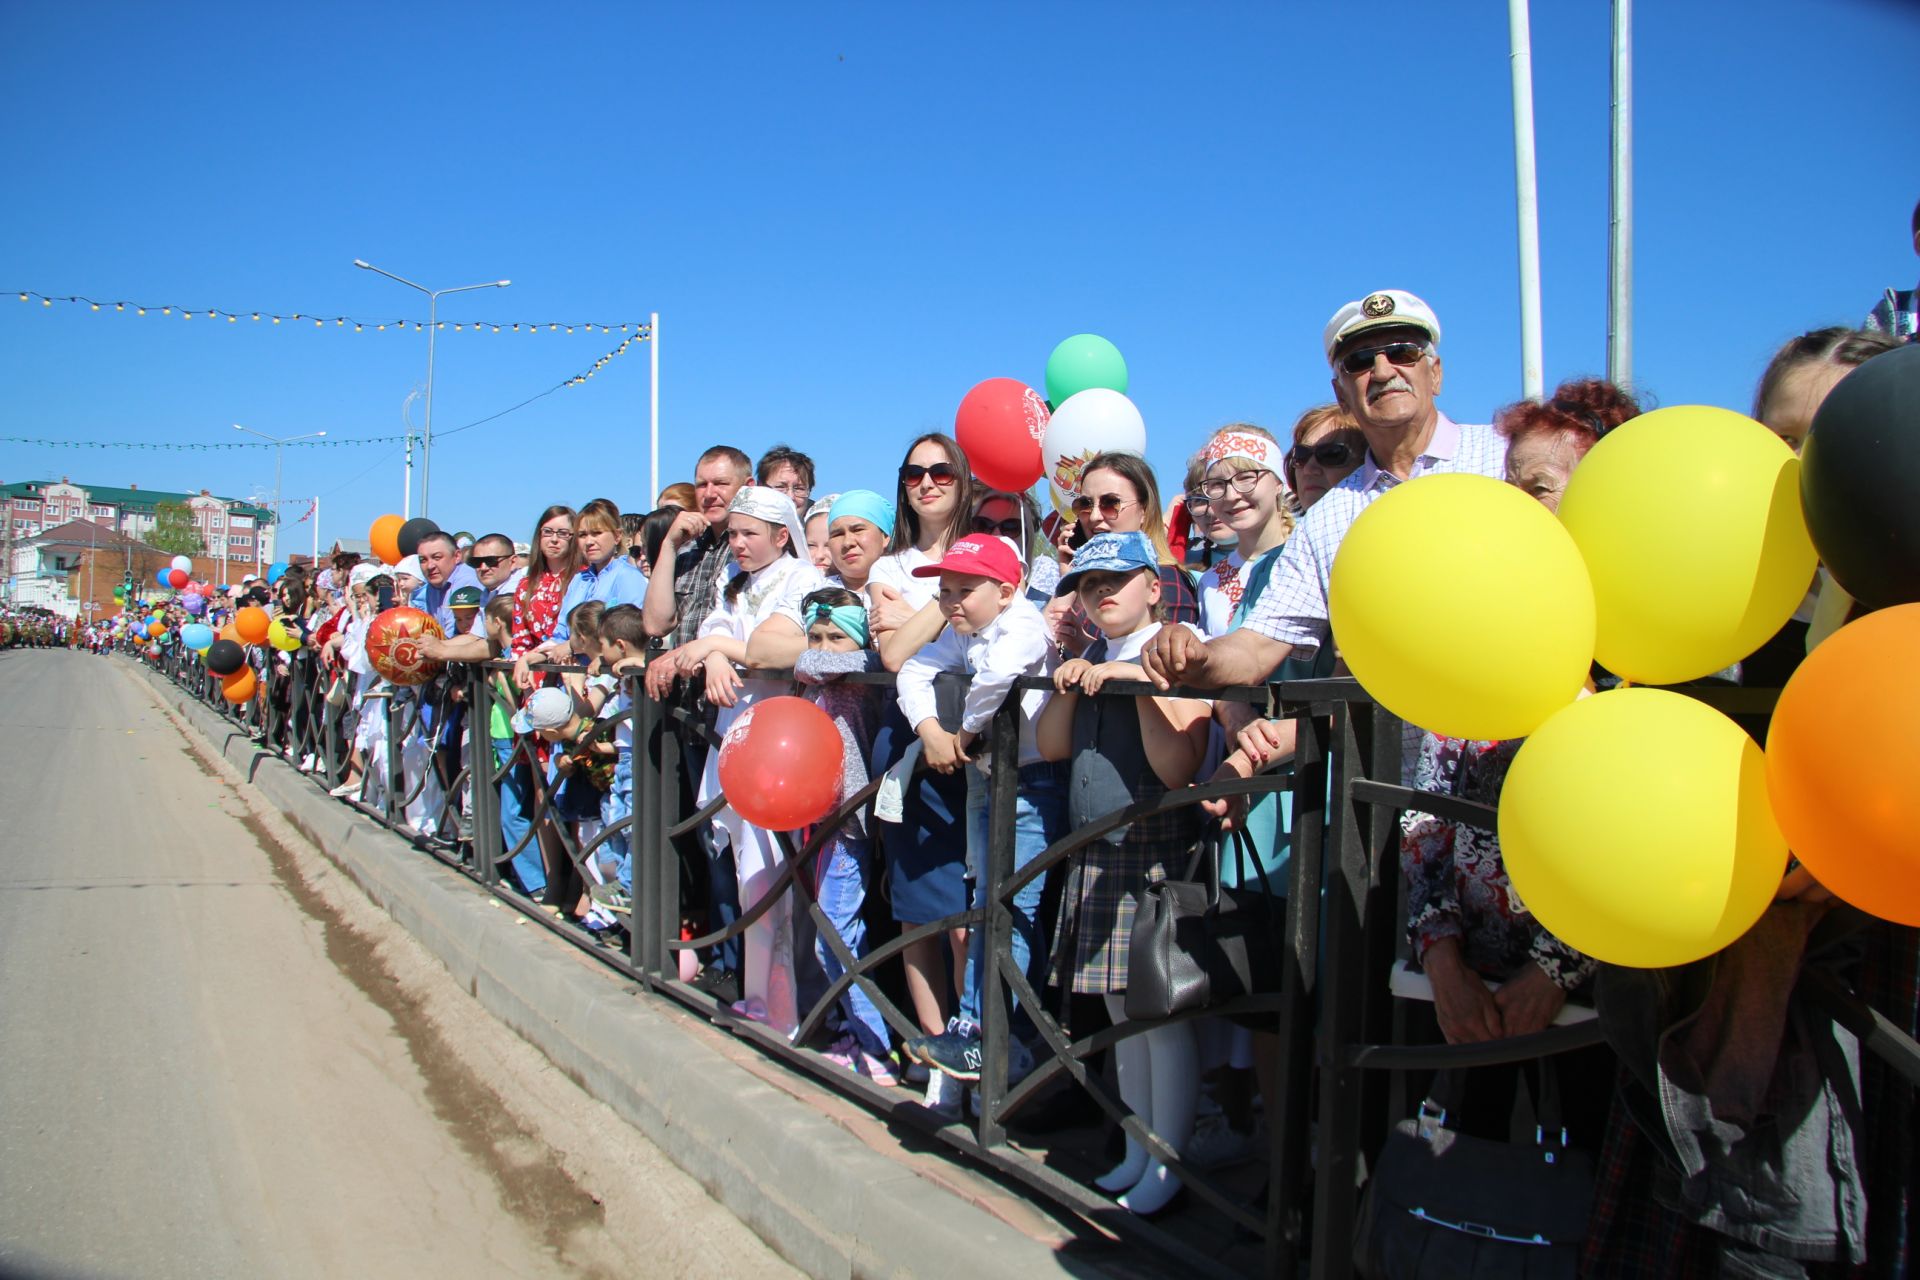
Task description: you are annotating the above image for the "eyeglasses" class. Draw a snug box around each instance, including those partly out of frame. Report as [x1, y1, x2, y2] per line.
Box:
[1071, 493, 1137, 518]
[1338, 341, 1430, 375]
[539, 526, 574, 541]
[468, 554, 508, 570]
[970, 515, 1024, 537]
[1197, 469, 1276, 501]
[1288, 441, 1356, 469]
[1183, 491, 1211, 514]
[899, 462, 959, 487]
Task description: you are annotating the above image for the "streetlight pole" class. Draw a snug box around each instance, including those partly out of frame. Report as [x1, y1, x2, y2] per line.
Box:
[233, 424, 325, 570]
[353, 260, 510, 518]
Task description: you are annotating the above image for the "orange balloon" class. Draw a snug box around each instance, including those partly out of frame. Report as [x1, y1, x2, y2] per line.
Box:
[235, 606, 271, 645]
[218, 623, 241, 645]
[221, 665, 258, 704]
[1766, 603, 1920, 925]
[370, 514, 404, 566]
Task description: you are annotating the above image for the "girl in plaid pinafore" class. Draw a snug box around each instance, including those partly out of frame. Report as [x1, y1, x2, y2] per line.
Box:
[1037, 531, 1213, 1218]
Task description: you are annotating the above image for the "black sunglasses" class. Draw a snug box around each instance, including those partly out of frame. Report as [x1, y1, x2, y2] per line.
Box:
[900, 462, 959, 487]
[467, 554, 509, 569]
[1338, 340, 1430, 375]
[1288, 441, 1356, 468]
[970, 515, 1024, 538]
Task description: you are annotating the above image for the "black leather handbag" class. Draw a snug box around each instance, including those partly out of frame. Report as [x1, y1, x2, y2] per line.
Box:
[1354, 1068, 1594, 1279]
[1124, 829, 1283, 1021]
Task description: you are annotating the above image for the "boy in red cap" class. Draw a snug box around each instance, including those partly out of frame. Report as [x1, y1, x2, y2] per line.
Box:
[896, 534, 1063, 1088]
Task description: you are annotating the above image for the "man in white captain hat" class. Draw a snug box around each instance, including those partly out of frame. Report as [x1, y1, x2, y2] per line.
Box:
[1142, 288, 1507, 691]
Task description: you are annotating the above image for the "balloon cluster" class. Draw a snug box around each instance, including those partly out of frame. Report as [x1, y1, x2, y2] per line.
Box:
[1327, 396, 1850, 967]
[951, 334, 1145, 513]
[367, 513, 440, 566]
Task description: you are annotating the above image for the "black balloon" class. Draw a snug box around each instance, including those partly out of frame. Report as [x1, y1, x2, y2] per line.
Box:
[1802, 343, 1920, 609]
[396, 517, 440, 558]
[205, 638, 245, 676]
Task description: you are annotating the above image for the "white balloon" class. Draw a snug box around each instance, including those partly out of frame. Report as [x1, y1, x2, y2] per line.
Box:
[170, 554, 193, 573]
[1042, 388, 1146, 503]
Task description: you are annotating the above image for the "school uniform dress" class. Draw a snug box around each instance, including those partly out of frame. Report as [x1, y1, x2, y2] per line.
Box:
[1053, 623, 1204, 995]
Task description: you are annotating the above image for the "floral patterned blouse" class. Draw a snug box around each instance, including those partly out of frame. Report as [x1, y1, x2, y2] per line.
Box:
[1399, 732, 1595, 992]
[510, 570, 569, 658]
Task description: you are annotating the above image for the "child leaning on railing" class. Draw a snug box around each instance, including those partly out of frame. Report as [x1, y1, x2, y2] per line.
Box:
[791, 587, 898, 1086]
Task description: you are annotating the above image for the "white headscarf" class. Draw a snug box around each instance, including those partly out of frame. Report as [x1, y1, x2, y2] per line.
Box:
[727, 486, 809, 561]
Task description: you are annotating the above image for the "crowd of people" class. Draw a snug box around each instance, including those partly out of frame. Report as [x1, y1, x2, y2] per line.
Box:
[110, 272, 1918, 1274]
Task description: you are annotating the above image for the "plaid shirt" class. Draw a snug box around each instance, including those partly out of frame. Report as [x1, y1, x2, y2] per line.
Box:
[1865, 282, 1920, 342]
[1241, 413, 1508, 660]
[1240, 413, 1507, 781]
[669, 528, 733, 648]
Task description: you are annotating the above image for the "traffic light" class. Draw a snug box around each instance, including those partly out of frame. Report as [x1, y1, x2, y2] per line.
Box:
[123, 570, 134, 591]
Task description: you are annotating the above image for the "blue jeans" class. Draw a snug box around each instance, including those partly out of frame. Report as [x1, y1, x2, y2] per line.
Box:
[600, 753, 633, 891]
[496, 740, 544, 895]
[814, 837, 890, 1057]
[959, 761, 1066, 1039]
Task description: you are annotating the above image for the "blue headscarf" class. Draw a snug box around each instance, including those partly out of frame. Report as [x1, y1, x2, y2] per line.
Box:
[805, 599, 870, 647]
[827, 489, 896, 538]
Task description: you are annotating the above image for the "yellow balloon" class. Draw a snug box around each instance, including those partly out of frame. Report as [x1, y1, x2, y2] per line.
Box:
[267, 618, 302, 651]
[1499, 688, 1785, 968]
[1557, 405, 1816, 684]
[1329, 473, 1594, 740]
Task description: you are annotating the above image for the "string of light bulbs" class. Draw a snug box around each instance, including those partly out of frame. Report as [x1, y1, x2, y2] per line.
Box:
[10, 290, 654, 337]
[1, 327, 643, 455]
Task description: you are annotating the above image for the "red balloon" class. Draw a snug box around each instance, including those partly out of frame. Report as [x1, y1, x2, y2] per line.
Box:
[366, 606, 446, 686]
[955, 377, 1050, 492]
[167, 567, 189, 588]
[716, 696, 845, 830]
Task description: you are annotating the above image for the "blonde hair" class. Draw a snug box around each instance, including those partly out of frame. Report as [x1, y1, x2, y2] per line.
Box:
[1199, 422, 1294, 540]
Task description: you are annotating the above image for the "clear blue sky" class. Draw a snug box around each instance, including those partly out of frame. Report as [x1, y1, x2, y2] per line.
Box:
[3, 1, 1915, 553]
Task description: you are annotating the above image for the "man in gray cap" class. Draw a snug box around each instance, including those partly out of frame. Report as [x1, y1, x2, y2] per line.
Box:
[1144, 288, 1507, 691]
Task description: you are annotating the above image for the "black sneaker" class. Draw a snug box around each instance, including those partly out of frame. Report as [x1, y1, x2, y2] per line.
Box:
[921, 1030, 985, 1082]
[691, 967, 741, 1004]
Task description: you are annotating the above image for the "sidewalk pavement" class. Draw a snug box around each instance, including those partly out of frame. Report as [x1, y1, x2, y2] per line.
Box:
[132, 661, 1142, 1280]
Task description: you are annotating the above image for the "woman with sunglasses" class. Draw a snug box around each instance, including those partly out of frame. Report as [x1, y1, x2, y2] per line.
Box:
[1282, 404, 1367, 512]
[1050, 452, 1200, 655]
[866, 433, 977, 1108]
[870, 433, 976, 663]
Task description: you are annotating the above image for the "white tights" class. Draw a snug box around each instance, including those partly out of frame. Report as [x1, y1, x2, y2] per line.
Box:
[739, 862, 797, 1035]
[1097, 994, 1198, 1216]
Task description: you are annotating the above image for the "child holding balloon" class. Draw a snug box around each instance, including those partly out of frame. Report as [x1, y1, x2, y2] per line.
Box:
[681, 488, 825, 1034]
[791, 585, 896, 1084]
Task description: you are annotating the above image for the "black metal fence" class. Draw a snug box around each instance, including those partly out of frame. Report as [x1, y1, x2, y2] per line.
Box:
[144, 641, 1920, 1277]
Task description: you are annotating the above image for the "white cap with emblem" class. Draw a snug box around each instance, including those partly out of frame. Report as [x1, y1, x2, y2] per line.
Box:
[1323, 289, 1442, 363]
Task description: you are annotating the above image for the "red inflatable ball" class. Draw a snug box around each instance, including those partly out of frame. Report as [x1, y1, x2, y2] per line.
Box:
[955, 377, 1049, 492]
[716, 696, 845, 831]
[167, 567, 189, 589]
[366, 606, 446, 686]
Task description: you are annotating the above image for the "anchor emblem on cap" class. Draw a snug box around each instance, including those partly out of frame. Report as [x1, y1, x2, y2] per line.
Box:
[1361, 292, 1396, 318]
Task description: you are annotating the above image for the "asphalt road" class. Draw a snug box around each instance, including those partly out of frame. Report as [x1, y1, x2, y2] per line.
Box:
[0, 649, 796, 1280]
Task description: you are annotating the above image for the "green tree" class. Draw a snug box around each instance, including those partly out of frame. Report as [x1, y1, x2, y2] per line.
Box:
[148, 501, 205, 557]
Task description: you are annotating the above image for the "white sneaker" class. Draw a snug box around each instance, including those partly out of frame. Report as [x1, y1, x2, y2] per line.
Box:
[329, 779, 360, 798]
[923, 1069, 962, 1116]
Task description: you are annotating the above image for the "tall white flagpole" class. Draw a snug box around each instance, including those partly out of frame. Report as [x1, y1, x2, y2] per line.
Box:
[1508, 0, 1546, 399]
[1608, 0, 1634, 386]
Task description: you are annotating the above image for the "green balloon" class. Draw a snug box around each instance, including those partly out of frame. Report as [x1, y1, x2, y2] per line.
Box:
[1045, 334, 1128, 407]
